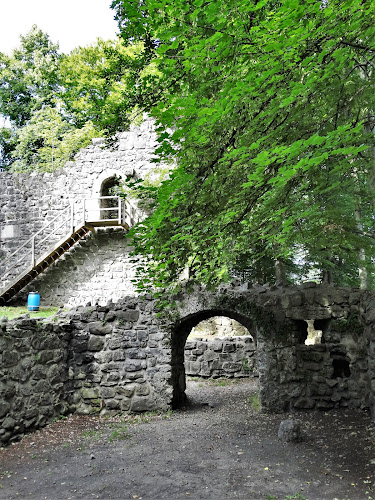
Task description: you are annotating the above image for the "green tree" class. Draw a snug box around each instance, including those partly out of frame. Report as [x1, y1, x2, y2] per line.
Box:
[0, 25, 60, 126]
[10, 107, 98, 172]
[58, 38, 146, 133]
[111, 0, 375, 292]
[0, 29, 144, 171]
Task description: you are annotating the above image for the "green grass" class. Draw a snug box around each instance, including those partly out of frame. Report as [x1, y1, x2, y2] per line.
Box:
[108, 424, 130, 442]
[248, 393, 261, 412]
[81, 429, 103, 440]
[0, 306, 61, 320]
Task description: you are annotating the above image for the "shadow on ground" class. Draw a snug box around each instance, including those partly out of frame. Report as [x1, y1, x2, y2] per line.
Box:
[0, 378, 374, 499]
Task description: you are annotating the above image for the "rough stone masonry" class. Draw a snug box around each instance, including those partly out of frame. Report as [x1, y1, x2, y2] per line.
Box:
[0, 116, 159, 307]
[1, 282, 375, 446]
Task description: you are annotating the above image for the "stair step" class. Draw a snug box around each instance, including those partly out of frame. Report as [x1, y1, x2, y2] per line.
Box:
[0, 225, 93, 304]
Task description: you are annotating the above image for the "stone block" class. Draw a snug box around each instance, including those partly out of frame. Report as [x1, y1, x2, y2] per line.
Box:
[3, 351, 19, 367]
[116, 384, 136, 397]
[124, 359, 146, 372]
[87, 335, 105, 352]
[203, 350, 216, 362]
[81, 388, 100, 399]
[293, 397, 315, 409]
[115, 310, 140, 322]
[130, 395, 154, 412]
[278, 420, 301, 442]
[88, 322, 112, 335]
[222, 362, 241, 373]
[136, 383, 150, 396]
[100, 387, 116, 398]
[186, 361, 201, 375]
[0, 401, 10, 418]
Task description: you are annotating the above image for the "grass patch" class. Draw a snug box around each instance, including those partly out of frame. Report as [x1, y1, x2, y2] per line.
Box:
[108, 424, 130, 442]
[0, 306, 61, 320]
[81, 428, 103, 440]
[248, 393, 261, 412]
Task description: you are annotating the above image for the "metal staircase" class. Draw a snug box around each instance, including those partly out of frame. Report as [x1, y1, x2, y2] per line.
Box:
[0, 196, 140, 305]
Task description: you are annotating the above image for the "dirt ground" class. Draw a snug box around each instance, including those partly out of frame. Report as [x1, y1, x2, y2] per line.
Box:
[0, 378, 375, 500]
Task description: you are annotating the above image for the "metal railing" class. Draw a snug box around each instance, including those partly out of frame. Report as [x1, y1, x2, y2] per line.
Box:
[0, 205, 72, 285]
[0, 196, 140, 292]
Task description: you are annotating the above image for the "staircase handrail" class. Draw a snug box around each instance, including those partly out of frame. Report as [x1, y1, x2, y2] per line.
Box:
[82, 196, 141, 226]
[0, 196, 141, 286]
[0, 205, 72, 282]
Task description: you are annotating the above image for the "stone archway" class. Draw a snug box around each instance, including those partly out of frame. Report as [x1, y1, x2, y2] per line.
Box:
[170, 308, 257, 408]
[89, 169, 126, 221]
[167, 284, 371, 413]
[185, 315, 257, 379]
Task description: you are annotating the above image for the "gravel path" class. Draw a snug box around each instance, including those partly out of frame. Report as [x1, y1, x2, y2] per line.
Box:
[0, 378, 374, 499]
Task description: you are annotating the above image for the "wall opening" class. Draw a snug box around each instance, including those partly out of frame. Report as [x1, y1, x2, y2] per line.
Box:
[296, 318, 331, 345]
[331, 347, 351, 378]
[185, 316, 257, 379]
[100, 175, 121, 220]
[171, 310, 256, 409]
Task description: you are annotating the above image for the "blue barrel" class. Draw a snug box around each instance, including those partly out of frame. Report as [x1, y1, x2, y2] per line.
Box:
[27, 292, 40, 311]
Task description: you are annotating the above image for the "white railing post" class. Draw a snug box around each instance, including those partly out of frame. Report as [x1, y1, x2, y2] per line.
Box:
[70, 201, 75, 233]
[118, 197, 122, 225]
[83, 198, 86, 225]
[31, 235, 35, 266]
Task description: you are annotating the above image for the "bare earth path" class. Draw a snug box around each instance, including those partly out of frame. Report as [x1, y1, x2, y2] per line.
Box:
[0, 378, 374, 500]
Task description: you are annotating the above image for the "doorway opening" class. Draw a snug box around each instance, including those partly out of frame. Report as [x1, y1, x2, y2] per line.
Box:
[171, 310, 257, 409]
[100, 175, 122, 220]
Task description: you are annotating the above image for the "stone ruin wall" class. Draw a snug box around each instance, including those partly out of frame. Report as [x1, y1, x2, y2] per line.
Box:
[186, 317, 257, 378]
[1, 284, 375, 446]
[172, 283, 375, 414]
[17, 229, 138, 308]
[185, 336, 257, 378]
[0, 295, 171, 446]
[0, 116, 157, 307]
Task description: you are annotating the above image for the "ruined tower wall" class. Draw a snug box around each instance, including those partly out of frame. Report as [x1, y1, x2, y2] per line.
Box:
[0, 117, 157, 306]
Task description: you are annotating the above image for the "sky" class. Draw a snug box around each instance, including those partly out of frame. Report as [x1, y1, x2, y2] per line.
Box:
[0, 0, 119, 55]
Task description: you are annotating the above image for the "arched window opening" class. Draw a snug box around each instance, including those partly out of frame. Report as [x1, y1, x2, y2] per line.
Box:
[100, 175, 122, 220]
[188, 316, 251, 339]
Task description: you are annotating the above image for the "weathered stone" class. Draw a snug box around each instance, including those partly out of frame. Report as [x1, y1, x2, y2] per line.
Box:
[88, 322, 112, 336]
[278, 420, 301, 442]
[0, 401, 10, 418]
[130, 395, 154, 412]
[293, 397, 315, 409]
[115, 310, 140, 322]
[87, 335, 105, 352]
[3, 351, 19, 367]
[81, 388, 100, 399]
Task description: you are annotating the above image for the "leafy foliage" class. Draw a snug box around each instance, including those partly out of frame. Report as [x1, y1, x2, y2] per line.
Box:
[10, 108, 98, 172]
[58, 39, 147, 133]
[0, 27, 144, 171]
[0, 25, 60, 126]
[111, 0, 375, 292]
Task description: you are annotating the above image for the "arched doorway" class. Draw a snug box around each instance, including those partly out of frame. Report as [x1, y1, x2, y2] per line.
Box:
[171, 309, 257, 408]
[100, 175, 122, 220]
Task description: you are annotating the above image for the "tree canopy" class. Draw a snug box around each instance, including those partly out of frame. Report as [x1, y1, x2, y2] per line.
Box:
[110, 0, 375, 292]
[0, 27, 143, 170]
